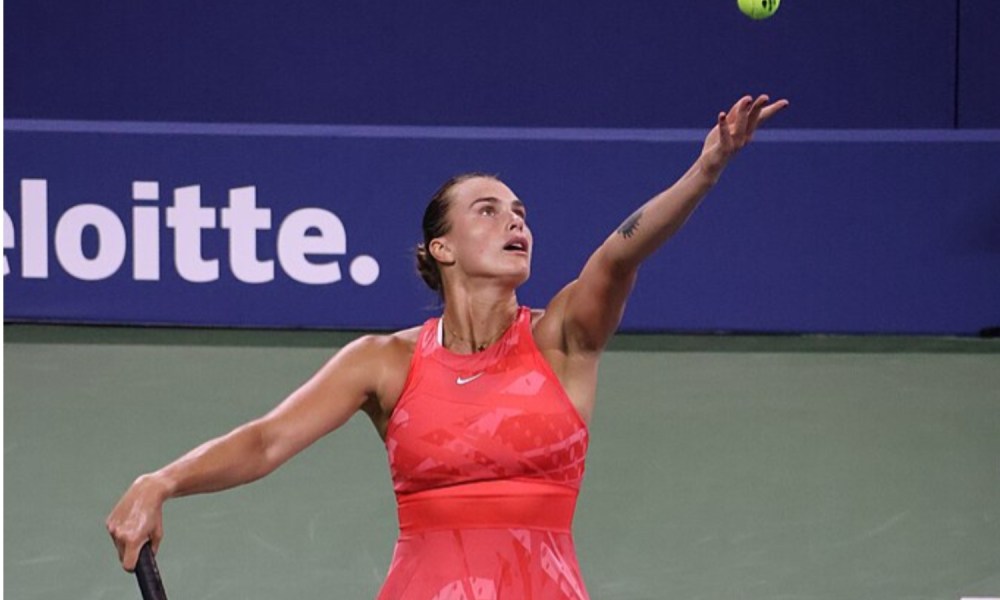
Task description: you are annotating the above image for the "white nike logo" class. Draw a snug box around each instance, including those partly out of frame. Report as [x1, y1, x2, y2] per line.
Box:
[456, 372, 484, 385]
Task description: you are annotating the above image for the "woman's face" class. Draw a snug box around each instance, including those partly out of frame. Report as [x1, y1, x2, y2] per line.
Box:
[433, 177, 532, 288]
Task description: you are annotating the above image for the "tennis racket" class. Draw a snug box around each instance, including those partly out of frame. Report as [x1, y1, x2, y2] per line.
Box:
[135, 542, 168, 600]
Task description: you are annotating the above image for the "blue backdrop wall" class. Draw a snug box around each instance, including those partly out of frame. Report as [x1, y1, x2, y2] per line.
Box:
[5, 1, 999, 334]
[11, 1, 1000, 128]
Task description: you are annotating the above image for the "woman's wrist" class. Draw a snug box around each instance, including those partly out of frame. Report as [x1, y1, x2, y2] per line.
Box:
[693, 152, 727, 187]
[136, 471, 176, 502]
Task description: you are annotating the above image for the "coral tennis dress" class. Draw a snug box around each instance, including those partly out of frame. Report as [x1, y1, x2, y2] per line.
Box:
[378, 307, 591, 599]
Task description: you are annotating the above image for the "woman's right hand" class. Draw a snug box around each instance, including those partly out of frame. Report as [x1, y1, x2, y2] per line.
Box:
[105, 473, 170, 571]
[699, 94, 788, 180]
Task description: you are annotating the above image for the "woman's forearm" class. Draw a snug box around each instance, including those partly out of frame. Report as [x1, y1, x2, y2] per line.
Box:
[598, 95, 787, 274]
[148, 420, 273, 500]
[602, 154, 721, 271]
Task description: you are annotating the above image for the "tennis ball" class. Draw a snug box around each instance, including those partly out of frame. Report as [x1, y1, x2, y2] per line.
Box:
[738, 0, 780, 20]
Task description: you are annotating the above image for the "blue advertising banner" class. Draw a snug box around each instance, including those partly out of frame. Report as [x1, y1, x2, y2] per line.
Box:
[5, 121, 1000, 334]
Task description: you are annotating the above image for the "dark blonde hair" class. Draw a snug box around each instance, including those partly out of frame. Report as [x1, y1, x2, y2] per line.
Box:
[416, 172, 499, 295]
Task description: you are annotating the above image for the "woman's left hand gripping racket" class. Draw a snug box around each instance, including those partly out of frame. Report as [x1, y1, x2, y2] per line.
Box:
[135, 542, 168, 600]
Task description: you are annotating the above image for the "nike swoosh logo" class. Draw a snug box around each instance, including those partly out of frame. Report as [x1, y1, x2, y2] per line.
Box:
[456, 373, 484, 385]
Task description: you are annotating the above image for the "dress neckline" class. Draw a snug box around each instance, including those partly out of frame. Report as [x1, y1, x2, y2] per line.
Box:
[432, 307, 527, 363]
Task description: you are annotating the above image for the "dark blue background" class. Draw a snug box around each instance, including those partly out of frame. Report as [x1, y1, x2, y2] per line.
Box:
[6, 1, 998, 127]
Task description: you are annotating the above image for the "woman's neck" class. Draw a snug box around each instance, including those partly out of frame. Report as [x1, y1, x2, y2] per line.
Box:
[440, 292, 519, 354]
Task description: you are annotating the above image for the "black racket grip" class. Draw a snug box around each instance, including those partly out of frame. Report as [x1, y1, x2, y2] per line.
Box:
[135, 542, 168, 600]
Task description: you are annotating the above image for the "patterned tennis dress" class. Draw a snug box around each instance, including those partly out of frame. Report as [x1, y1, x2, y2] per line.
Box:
[378, 307, 590, 599]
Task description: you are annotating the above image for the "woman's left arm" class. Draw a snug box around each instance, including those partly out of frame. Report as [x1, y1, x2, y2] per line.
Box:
[554, 94, 789, 352]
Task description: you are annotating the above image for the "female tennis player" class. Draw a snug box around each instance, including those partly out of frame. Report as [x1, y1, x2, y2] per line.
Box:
[107, 94, 787, 598]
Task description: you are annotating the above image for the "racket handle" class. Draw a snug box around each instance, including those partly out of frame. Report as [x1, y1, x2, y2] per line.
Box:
[135, 542, 168, 600]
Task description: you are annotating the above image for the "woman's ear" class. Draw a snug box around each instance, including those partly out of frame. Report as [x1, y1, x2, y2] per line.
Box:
[429, 238, 455, 265]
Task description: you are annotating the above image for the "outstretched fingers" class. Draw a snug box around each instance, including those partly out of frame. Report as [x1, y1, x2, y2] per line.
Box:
[717, 112, 733, 148]
[741, 95, 790, 143]
[757, 98, 790, 126]
[727, 95, 754, 118]
[706, 94, 788, 161]
[745, 95, 770, 132]
[733, 96, 754, 135]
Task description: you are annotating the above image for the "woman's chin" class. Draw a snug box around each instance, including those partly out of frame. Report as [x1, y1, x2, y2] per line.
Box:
[496, 268, 530, 289]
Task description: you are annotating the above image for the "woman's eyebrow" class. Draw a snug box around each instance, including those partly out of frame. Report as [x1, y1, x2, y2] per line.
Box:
[470, 196, 500, 207]
[470, 197, 526, 209]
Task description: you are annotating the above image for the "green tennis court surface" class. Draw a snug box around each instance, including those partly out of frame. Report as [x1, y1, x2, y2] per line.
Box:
[5, 325, 999, 599]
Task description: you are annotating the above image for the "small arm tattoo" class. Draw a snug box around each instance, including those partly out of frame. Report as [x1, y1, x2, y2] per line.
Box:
[617, 208, 643, 239]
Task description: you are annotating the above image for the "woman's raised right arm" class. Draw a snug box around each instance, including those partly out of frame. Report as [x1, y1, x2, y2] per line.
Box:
[105, 334, 393, 571]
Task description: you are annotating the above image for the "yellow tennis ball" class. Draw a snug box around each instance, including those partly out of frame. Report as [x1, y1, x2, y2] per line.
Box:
[738, 0, 780, 20]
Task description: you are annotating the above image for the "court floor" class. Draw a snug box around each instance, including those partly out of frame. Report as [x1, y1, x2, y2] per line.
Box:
[5, 324, 999, 599]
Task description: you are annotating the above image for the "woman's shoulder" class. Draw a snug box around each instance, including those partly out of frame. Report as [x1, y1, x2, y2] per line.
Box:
[386, 325, 423, 356]
[348, 325, 423, 362]
[342, 326, 425, 427]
